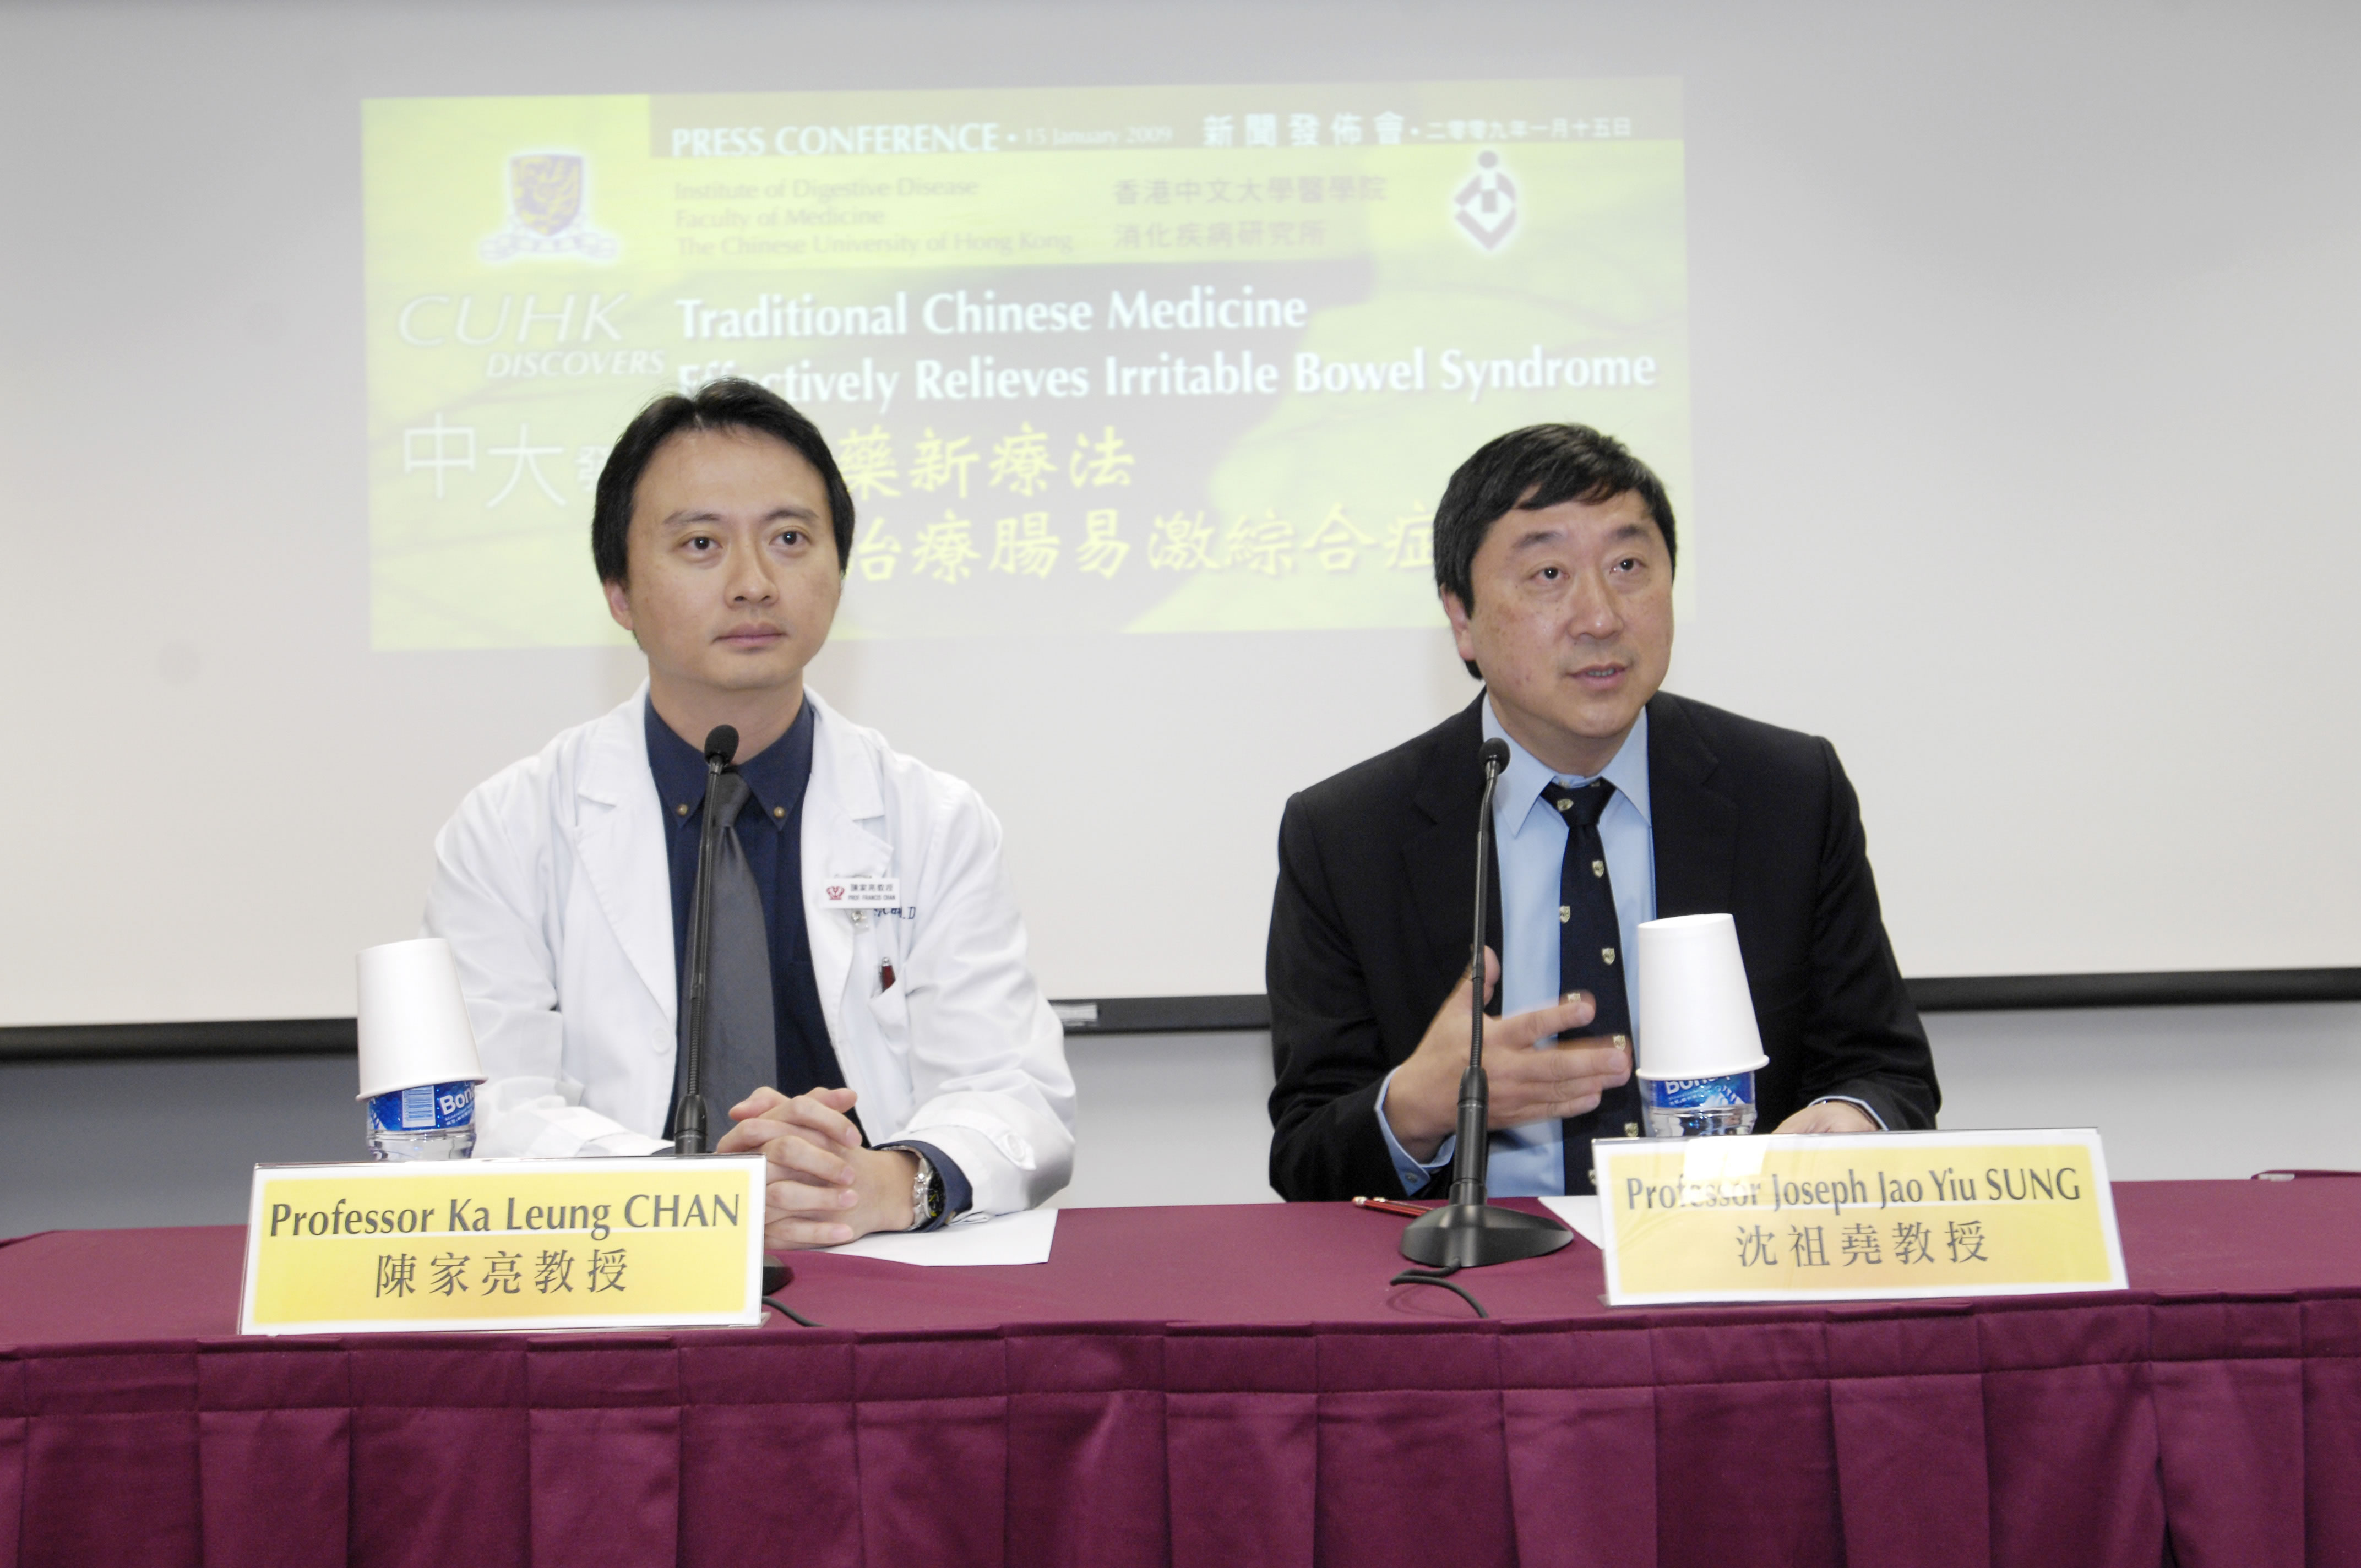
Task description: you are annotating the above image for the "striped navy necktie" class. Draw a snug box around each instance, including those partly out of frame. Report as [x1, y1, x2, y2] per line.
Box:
[1538, 778, 1639, 1195]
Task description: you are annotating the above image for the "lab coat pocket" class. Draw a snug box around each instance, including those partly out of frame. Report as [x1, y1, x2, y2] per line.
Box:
[863, 932, 910, 1039]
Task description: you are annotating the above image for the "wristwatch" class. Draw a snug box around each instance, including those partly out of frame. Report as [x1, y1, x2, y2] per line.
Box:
[904, 1148, 945, 1231]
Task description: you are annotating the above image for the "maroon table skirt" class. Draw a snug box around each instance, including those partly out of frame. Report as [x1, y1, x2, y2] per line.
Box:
[3, 1180, 2358, 1568]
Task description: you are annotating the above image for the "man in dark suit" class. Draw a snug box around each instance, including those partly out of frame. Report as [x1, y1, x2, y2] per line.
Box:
[1266, 424, 1938, 1202]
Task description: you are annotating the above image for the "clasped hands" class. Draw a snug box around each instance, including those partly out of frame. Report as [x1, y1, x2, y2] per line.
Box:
[714, 1086, 919, 1250]
[1382, 949, 1871, 1162]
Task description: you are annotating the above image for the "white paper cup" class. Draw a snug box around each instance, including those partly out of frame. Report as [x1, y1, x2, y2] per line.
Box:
[1633, 913, 1769, 1081]
[355, 938, 485, 1102]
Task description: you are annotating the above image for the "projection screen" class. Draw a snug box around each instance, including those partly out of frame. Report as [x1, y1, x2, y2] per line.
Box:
[2, 0, 2357, 1031]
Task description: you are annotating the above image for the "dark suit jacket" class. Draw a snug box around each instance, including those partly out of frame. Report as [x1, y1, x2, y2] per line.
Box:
[1266, 690, 1939, 1202]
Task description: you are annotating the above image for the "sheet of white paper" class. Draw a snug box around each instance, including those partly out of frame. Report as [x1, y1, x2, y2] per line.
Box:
[825, 1208, 1058, 1267]
[1538, 1194, 1606, 1249]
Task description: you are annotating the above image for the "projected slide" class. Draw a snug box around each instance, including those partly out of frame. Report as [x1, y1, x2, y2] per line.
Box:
[364, 80, 1688, 647]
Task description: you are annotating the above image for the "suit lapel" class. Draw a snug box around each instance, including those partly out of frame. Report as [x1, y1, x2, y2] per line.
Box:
[1647, 693, 1737, 918]
[1405, 815, 1478, 981]
[1403, 696, 1504, 990]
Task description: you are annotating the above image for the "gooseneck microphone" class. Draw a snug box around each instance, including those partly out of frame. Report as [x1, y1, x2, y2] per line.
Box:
[1397, 736, 1574, 1272]
[671, 725, 740, 1156]
[1448, 739, 1513, 1206]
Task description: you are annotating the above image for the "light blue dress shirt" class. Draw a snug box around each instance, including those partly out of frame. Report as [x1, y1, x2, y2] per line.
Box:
[1375, 700, 1655, 1196]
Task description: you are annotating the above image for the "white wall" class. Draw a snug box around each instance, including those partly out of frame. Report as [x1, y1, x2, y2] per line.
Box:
[1929, 1004, 2361, 1180]
[6, 1007, 2355, 1237]
[1054, 1031, 1284, 1207]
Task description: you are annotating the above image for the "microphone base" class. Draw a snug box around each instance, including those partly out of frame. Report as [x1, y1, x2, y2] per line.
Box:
[1399, 1201, 1573, 1270]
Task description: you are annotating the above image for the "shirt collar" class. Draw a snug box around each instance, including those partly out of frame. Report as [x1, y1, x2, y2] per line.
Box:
[1482, 696, 1653, 837]
[643, 695, 817, 831]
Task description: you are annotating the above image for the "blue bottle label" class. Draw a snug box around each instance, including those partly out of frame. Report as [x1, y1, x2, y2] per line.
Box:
[367, 1080, 475, 1133]
[1645, 1071, 1754, 1111]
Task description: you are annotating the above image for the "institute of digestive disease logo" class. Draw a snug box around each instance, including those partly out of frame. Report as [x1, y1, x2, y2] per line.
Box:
[1453, 150, 1518, 253]
[480, 153, 618, 263]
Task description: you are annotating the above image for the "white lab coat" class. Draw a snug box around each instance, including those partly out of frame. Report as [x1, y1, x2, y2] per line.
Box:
[422, 685, 1075, 1216]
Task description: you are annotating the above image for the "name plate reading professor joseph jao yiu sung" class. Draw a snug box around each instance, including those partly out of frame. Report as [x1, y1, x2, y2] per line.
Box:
[1591, 1128, 2125, 1307]
[239, 1156, 768, 1335]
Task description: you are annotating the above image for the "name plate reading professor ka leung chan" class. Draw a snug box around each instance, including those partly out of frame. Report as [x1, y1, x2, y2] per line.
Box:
[239, 1156, 767, 1335]
[1591, 1128, 2125, 1307]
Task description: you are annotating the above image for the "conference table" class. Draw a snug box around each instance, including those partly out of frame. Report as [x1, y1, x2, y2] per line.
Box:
[2, 1179, 2355, 1568]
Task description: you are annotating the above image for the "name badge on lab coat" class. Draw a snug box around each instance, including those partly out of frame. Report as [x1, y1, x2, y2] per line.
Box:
[818, 875, 901, 910]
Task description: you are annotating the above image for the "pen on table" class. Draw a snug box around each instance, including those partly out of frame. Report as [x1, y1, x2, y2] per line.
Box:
[1353, 1196, 1430, 1218]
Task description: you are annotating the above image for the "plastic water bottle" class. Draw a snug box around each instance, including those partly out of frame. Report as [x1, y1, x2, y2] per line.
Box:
[1642, 1071, 1758, 1139]
[366, 1080, 477, 1161]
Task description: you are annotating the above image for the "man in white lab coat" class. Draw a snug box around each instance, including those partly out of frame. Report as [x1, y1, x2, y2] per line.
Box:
[425, 379, 1074, 1248]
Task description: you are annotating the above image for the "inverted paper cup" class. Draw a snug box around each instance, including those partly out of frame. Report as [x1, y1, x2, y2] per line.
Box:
[1633, 913, 1769, 1081]
[355, 937, 485, 1101]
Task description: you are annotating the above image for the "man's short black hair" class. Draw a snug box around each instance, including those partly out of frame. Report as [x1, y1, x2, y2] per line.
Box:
[1433, 422, 1675, 598]
[1431, 423, 1677, 679]
[591, 378, 855, 585]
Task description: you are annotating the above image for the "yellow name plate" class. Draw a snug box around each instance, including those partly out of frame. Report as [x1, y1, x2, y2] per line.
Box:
[1592, 1128, 2125, 1306]
[238, 1156, 766, 1335]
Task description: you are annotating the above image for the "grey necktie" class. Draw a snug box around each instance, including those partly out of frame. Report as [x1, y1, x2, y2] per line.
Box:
[682, 770, 776, 1129]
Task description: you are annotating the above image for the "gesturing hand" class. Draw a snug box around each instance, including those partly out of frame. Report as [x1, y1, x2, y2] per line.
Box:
[1381, 948, 1634, 1163]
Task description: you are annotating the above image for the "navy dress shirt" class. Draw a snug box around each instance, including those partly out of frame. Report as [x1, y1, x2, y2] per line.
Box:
[645, 698, 969, 1223]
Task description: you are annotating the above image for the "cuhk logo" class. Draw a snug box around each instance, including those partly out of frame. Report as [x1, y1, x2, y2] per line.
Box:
[1453, 150, 1519, 252]
[826, 885, 846, 902]
[481, 152, 619, 263]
